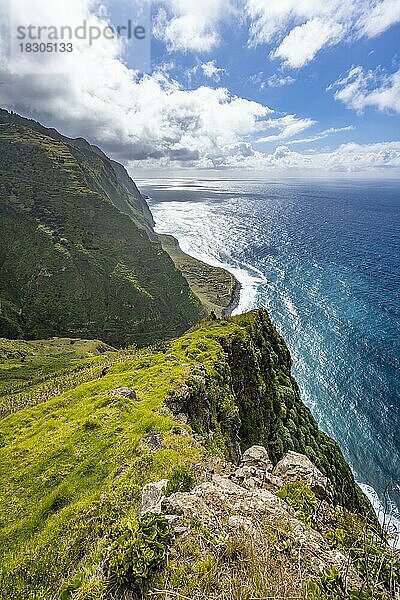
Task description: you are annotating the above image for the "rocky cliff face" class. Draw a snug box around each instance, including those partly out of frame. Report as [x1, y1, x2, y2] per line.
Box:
[167, 309, 369, 514]
[138, 445, 398, 600]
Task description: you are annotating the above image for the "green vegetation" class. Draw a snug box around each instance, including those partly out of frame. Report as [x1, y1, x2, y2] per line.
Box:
[326, 510, 400, 593]
[0, 109, 205, 346]
[306, 566, 387, 600]
[106, 513, 173, 590]
[0, 309, 374, 598]
[159, 233, 238, 316]
[277, 482, 316, 526]
[153, 518, 305, 600]
[164, 465, 196, 496]
[173, 310, 370, 514]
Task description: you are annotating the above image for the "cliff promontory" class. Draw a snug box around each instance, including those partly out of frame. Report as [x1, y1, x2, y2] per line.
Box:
[1, 310, 397, 600]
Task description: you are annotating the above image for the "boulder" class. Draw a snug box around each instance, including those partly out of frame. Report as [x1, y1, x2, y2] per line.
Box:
[144, 432, 163, 451]
[273, 451, 334, 501]
[240, 445, 273, 471]
[231, 445, 281, 491]
[138, 479, 168, 518]
[232, 464, 283, 491]
[108, 386, 136, 399]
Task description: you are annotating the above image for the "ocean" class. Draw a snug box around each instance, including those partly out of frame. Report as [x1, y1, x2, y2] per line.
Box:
[138, 177, 400, 527]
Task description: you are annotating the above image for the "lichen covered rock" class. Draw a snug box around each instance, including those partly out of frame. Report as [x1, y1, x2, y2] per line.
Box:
[149, 450, 361, 587]
[274, 450, 334, 501]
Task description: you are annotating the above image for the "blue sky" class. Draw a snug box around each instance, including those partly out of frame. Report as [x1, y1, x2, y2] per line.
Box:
[151, 18, 400, 154]
[1, 0, 399, 175]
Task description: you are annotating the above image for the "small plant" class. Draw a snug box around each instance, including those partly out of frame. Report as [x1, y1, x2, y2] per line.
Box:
[305, 566, 346, 600]
[326, 510, 400, 593]
[107, 513, 173, 589]
[305, 566, 387, 600]
[164, 466, 196, 497]
[277, 481, 316, 526]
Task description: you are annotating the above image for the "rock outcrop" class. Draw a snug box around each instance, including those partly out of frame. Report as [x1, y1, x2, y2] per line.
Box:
[108, 386, 137, 399]
[164, 309, 370, 515]
[138, 446, 361, 586]
[274, 450, 334, 501]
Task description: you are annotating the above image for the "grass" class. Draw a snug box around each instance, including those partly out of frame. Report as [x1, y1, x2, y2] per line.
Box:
[0, 335, 205, 598]
[152, 518, 305, 600]
[0, 310, 373, 598]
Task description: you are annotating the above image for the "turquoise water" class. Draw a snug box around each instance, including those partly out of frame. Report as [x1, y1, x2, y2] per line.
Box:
[139, 178, 400, 516]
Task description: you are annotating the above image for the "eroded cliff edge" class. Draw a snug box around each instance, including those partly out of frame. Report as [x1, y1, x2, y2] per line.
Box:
[165, 309, 369, 515]
[0, 309, 385, 600]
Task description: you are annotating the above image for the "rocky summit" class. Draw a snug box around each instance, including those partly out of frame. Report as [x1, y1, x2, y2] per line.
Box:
[139, 447, 364, 594]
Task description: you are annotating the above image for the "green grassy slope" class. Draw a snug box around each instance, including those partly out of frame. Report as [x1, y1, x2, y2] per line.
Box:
[0, 309, 369, 599]
[0, 110, 206, 346]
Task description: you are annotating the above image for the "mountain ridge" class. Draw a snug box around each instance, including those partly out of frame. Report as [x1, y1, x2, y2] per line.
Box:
[0, 108, 207, 345]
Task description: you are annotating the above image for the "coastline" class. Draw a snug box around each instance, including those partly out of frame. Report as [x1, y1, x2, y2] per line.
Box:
[222, 278, 242, 316]
[159, 233, 241, 317]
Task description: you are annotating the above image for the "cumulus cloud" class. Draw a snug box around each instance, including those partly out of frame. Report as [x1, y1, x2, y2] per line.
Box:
[0, 0, 276, 167]
[153, 0, 400, 69]
[245, 0, 400, 68]
[153, 0, 236, 53]
[255, 115, 316, 142]
[330, 66, 400, 114]
[199, 141, 400, 172]
[323, 141, 400, 171]
[0, 0, 399, 176]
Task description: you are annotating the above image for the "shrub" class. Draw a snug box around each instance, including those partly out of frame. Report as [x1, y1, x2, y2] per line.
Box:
[326, 510, 400, 593]
[277, 481, 316, 526]
[305, 566, 346, 600]
[164, 466, 196, 497]
[107, 513, 173, 589]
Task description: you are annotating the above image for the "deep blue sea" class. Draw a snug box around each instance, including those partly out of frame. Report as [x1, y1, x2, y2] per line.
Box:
[139, 177, 400, 524]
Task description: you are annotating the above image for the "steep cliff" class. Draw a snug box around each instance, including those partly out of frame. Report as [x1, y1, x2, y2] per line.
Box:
[0, 309, 387, 600]
[0, 109, 205, 345]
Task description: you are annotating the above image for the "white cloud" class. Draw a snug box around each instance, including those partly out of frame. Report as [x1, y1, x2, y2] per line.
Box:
[150, 1, 400, 68]
[200, 60, 226, 81]
[356, 0, 400, 38]
[286, 125, 355, 145]
[255, 114, 316, 142]
[245, 0, 400, 68]
[153, 0, 236, 53]
[187, 60, 226, 82]
[200, 140, 400, 173]
[330, 66, 400, 113]
[272, 18, 344, 68]
[265, 73, 296, 88]
[324, 141, 400, 171]
[0, 0, 398, 176]
[0, 0, 275, 166]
